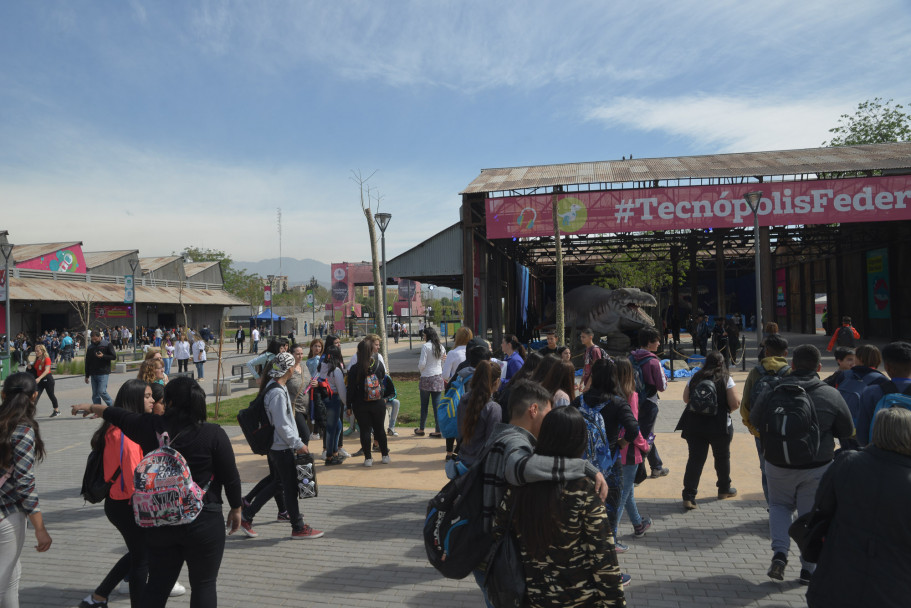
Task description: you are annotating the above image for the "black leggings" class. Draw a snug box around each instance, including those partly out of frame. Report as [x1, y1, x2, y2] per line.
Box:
[37, 376, 59, 412]
[97, 497, 148, 605]
[142, 509, 225, 608]
[682, 429, 733, 501]
[178, 358, 189, 373]
[352, 401, 389, 460]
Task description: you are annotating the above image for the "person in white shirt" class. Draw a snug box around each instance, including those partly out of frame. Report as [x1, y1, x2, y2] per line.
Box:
[416, 327, 446, 437]
[251, 327, 261, 354]
[174, 334, 191, 373]
[191, 334, 207, 380]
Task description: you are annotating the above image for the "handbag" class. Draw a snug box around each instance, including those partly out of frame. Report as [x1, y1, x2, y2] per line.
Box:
[788, 509, 831, 563]
[485, 498, 526, 608]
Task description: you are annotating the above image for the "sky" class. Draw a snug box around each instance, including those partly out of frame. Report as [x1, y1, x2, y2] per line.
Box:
[2, 0, 910, 270]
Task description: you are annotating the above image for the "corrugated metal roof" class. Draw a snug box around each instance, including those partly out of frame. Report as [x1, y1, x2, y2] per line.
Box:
[83, 250, 137, 269]
[183, 261, 220, 277]
[11, 242, 82, 264]
[8, 276, 244, 306]
[140, 256, 181, 273]
[385, 223, 463, 287]
[461, 142, 911, 194]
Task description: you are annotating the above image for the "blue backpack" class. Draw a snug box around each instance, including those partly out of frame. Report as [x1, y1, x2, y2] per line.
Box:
[437, 371, 472, 439]
[836, 370, 889, 425]
[578, 394, 617, 474]
[868, 381, 911, 443]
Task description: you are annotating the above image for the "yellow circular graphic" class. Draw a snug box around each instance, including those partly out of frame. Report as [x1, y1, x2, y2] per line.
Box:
[555, 197, 587, 233]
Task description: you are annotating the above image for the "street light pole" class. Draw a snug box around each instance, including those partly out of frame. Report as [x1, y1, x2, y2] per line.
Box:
[0, 240, 14, 361]
[743, 191, 764, 358]
[267, 275, 275, 337]
[375, 212, 392, 345]
[129, 258, 140, 357]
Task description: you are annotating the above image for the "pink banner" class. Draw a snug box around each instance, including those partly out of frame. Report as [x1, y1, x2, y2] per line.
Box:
[485, 176, 911, 238]
[17, 245, 86, 274]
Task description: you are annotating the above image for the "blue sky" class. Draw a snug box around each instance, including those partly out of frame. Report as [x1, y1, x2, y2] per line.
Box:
[2, 0, 910, 271]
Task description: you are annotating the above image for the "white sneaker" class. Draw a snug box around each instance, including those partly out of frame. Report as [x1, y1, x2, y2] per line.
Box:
[339, 449, 351, 458]
[319, 450, 327, 460]
[364, 458, 373, 467]
[117, 580, 130, 594]
[381, 455, 390, 464]
[312, 433, 320, 440]
[170, 581, 187, 597]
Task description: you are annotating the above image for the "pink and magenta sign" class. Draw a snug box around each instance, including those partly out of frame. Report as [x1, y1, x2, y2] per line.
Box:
[485, 176, 911, 238]
[17, 245, 86, 274]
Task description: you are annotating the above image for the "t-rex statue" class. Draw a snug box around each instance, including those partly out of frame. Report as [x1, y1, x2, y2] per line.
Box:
[563, 285, 657, 353]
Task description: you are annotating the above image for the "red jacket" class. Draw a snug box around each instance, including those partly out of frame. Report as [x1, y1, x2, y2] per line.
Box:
[103, 426, 144, 501]
[827, 325, 860, 352]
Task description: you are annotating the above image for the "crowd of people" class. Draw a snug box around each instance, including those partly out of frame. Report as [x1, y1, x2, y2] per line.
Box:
[3, 314, 910, 607]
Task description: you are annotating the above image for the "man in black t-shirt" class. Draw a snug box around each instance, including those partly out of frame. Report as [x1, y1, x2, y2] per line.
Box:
[537, 330, 559, 356]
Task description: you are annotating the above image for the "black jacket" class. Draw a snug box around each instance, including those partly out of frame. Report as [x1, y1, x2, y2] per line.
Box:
[346, 358, 386, 408]
[807, 446, 911, 608]
[85, 341, 116, 378]
[676, 373, 731, 439]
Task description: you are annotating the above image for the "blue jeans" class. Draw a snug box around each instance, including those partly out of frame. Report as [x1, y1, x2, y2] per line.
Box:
[616, 463, 643, 530]
[195, 361, 205, 378]
[419, 389, 441, 432]
[90, 374, 113, 406]
[755, 436, 769, 505]
[325, 396, 343, 456]
[386, 398, 401, 429]
[163, 357, 173, 376]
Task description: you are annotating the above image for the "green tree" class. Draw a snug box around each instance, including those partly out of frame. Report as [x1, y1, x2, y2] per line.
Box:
[175, 247, 261, 302]
[823, 98, 911, 146]
[594, 251, 689, 323]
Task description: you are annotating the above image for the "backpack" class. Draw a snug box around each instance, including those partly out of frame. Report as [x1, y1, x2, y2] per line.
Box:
[837, 370, 889, 424]
[578, 394, 615, 474]
[687, 378, 719, 416]
[437, 371, 473, 439]
[758, 379, 822, 467]
[630, 353, 658, 402]
[835, 326, 856, 347]
[80, 434, 122, 504]
[868, 382, 911, 443]
[424, 444, 493, 579]
[131, 431, 210, 527]
[383, 375, 397, 400]
[237, 383, 283, 456]
[750, 364, 791, 410]
[364, 360, 383, 401]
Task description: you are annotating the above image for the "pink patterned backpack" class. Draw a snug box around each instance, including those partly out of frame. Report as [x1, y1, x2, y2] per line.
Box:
[132, 431, 209, 527]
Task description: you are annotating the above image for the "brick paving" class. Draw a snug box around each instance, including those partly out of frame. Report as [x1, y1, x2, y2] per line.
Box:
[11, 331, 860, 607]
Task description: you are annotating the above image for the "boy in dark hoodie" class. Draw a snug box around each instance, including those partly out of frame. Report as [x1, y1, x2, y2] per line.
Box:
[630, 327, 669, 478]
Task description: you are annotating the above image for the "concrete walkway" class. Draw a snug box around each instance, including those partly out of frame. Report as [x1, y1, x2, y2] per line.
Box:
[15, 329, 869, 607]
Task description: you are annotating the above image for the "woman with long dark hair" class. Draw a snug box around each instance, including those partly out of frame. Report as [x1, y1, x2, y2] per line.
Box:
[497, 406, 626, 607]
[346, 339, 390, 466]
[320, 344, 348, 465]
[500, 334, 527, 384]
[541, 360, 576, 408]
[456, 361, 502, 467]
[677, 350, 740, 510]
[71, 377, 243, 607]
[0, 373, 52, 607]
[416, 327, 446, 437]
[79, 379, 153, 608]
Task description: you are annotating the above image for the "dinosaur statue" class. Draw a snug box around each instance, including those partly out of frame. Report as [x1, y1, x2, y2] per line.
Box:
[563, 285, 657, 353]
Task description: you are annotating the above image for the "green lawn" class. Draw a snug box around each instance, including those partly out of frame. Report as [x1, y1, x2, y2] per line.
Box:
[207, 378, 425, 426]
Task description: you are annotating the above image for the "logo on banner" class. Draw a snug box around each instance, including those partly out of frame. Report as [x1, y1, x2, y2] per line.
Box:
[556, 197, 587, 233]
[332, 281, 349, 302]
[124, 275, 134, 304]
[515, 207, 537, 231]
[333, 267, 346, 281]
[264, 286, 272, 305]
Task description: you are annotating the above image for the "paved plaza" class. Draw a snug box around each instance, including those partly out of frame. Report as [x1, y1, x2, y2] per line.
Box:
[13, 331, 866, 607]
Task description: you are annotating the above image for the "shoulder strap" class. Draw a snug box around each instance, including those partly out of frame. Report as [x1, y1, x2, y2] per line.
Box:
[880, 380, 899, 396]
[776, 365, 791, 377]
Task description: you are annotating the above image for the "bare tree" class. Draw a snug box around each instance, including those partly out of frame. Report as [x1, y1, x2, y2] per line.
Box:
[351, 169, 388, 364]
[68, 291, 96, 343]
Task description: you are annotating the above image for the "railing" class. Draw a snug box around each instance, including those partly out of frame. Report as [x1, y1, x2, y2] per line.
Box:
[11, 268, 226, 291]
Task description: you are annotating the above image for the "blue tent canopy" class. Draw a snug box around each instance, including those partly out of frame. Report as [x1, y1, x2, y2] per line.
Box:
[252, 311, 286, 321]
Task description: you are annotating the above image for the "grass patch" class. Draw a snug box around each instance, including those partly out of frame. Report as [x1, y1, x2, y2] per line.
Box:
[54, 358, 85, 376]
[206, 377, 427, 427]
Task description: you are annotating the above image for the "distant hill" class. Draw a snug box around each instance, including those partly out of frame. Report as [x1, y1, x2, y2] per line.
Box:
[235, 258, 331, 286]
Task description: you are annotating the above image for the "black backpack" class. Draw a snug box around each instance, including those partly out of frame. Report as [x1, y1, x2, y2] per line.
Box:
[424, 445, 493, 579]
[237, 383, 282, 456]
[758, 378, 822, 467]
[687, 378, 719, 416]
[750, 364, 791, 410]
[835, 326, 856, 347]
[80, 434, 122, 504]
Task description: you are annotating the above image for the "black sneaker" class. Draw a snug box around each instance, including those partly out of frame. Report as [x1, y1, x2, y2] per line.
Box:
[718, 487, 738, 500]
[798, 569, 812, 585]
[650, 467, 670, 478]
[50, 410, 60, 418]
[767, 553, 787, 580]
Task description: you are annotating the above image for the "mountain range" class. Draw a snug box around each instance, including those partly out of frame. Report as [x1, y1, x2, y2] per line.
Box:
[235, 257, 332, 286]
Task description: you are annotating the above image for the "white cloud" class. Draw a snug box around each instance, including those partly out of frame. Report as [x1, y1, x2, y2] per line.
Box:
[586, 95, 853, 153]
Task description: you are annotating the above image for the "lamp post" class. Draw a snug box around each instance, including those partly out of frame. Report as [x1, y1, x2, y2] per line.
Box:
[0, 240, 13, 360]
[308, 276, 318, 338]
[129, 258, 140, 357]
[743, 191, 764, 358]
[375, 212, 392, 335]
[266, 275, 275, 337]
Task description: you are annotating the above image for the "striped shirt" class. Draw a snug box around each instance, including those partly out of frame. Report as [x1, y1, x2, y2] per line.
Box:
[0, 424, 40, 520]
